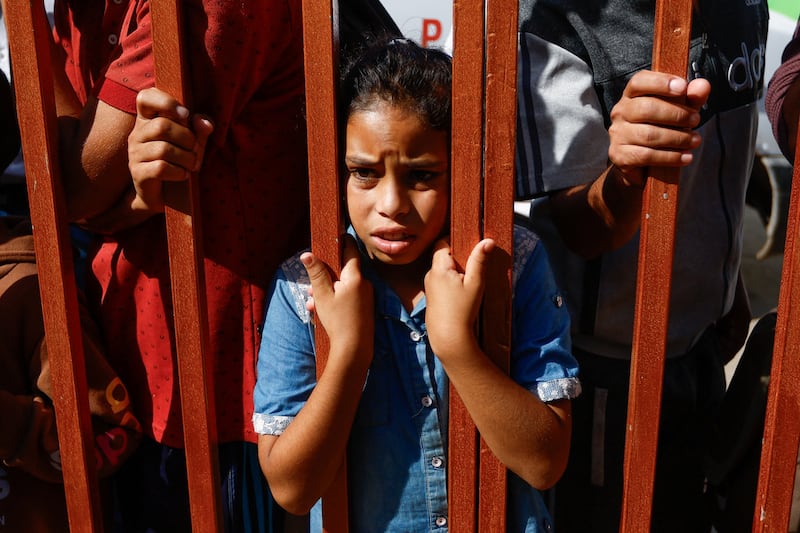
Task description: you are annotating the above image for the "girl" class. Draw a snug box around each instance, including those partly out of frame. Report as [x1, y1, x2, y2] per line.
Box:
[252, 39, 580, 532]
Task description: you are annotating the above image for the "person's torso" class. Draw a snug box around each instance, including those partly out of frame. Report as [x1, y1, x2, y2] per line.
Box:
[522, 0, 768, 357]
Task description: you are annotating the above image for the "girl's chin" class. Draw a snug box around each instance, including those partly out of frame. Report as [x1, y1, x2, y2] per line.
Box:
[369, 250, 416, 266]
[368, 247, 433, 271]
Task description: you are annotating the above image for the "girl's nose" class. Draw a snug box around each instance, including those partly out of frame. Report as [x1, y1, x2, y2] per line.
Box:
[375, 175, 410, 219]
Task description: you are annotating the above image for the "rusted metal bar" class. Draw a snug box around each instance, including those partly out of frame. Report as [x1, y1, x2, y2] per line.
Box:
[448, 1, 486, 531]
[752, 118, 800, 532]
[3, 1, 102, 530]
[149, 1, 222, 530]
[301, 1, 348, 531]
[620, 1, 693, 531]
[478, 0, 518, 530]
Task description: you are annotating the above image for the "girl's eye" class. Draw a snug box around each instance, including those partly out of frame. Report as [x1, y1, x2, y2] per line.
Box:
[350, 168, 376, 180]
[410, 170, 436, 182]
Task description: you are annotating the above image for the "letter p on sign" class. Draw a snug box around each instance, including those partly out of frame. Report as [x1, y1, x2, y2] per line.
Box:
[422, 18, 442, 47]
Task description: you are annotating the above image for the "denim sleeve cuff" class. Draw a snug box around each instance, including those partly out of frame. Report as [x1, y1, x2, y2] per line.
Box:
[252, 413, 293, 436]
[535, 377, 582, 402]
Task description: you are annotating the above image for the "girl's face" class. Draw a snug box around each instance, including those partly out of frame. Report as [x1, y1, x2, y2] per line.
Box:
[345, 101, 449, 268]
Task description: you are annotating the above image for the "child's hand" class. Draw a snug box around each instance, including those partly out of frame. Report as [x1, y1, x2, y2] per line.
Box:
[302, 236, 374, 363]
[127, 87, 214, 214]
[425, 238, 495, 360]
[608, 71, 710, 187]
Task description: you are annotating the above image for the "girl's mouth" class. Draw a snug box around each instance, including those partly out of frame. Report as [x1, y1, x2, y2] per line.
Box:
[371, 231, 414, 255]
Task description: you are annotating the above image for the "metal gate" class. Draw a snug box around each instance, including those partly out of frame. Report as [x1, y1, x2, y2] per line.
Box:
[3, 0, 799, 531]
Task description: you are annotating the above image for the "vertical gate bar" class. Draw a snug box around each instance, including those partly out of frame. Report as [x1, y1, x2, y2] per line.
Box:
[478, 0, 518, 530]
[752, 122, 800, 532]
[3, 1, 102, 530]
[449, 2, 485, 532]
[300, 1, 348, 531]
[620, 1, 693, 531]
[149, 1, 222, 530]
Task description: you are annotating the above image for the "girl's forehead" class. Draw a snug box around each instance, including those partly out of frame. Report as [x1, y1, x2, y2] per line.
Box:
[350, 96, 411, 117]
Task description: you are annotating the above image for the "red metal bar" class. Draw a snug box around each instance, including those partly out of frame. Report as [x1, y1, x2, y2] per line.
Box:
[301, 1, 348, 531]
[149, 1, 222, 530]
[3, 1, 102, 530]
[478, 0, 518, 530]
[620, 1, 693, 531]
[752, 119, 800, 532]
[448, 1, 486, 531]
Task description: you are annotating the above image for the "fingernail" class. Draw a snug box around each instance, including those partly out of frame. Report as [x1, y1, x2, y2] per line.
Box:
[300, 253, 313, 266]
[177, 105, 189, 119]
[668, 78, 686, 93]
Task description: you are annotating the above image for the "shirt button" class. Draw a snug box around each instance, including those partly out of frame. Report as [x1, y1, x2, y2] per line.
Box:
[108, 34, 119, 45]
[410, 330, 422, 342]
[435, 516, 447, 527]
[431, 456, 444, 468]
[421, 395, 433, 408]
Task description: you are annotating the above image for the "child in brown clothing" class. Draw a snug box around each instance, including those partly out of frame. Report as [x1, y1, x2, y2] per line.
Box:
[0, 217, 141, 532]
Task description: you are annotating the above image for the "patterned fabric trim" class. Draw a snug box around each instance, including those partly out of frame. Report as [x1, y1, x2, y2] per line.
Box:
[513, 225, 538, 288]
[281, 253, 313, 324]
[252, 413, 294, 436]
[535, 377, 582, 402]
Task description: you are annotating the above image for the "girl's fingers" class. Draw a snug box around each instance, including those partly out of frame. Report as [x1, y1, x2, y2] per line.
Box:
[301, 252, 334, 302]
[429, 238, 455, 270]
[463, 238, 494, 290]
[339, 236, 363, 283]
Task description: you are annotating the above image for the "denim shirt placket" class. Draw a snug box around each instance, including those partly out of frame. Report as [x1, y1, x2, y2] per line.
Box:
[394, 306, 449, 531]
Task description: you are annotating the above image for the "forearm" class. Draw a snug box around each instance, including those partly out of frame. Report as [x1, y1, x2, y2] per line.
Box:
[44, 9, 136, 222]
[56, 99, 137, 222]
[439, 342, 571, 489]
[550, 164, 644, 258]
[259, 349, 370, 515]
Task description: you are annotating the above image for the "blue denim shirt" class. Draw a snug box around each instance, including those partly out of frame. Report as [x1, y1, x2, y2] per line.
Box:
[253, 226, 581, 532]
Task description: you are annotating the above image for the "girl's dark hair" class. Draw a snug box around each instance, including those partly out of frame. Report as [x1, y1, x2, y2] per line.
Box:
[339, 38, 452, 133]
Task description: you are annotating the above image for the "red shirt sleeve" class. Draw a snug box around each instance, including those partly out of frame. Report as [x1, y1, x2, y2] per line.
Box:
[95, 0, 155, 114]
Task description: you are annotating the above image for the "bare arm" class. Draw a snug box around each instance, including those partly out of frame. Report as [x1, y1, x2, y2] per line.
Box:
[550, 71, 709, 259]
[39, 2, 177, 231]
[41, 14, 137, 224]
[57, 99, 137, 225]
[424, 239, 571, 489]
[258, 238, 374, 515]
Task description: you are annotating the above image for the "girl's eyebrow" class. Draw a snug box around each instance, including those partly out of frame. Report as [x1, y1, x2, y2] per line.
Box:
[344, 154, 379, 166]
[404, 156, 447, 168]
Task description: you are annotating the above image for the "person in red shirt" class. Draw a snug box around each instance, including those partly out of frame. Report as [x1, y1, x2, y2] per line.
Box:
[47, 0, 309, 530]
